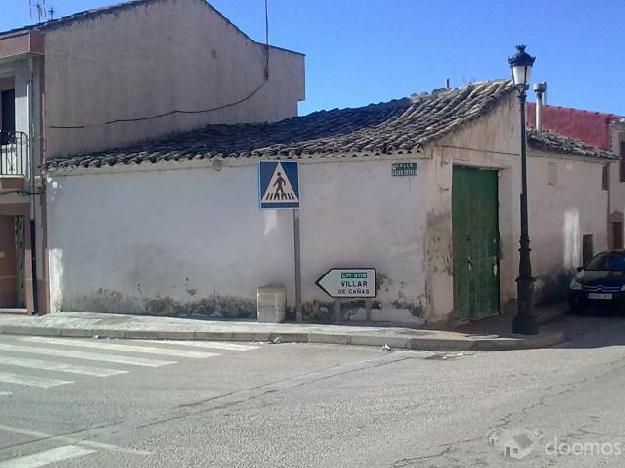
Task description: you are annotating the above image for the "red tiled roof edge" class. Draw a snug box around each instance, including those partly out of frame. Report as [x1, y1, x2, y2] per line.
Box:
[526, 102, 621, 151]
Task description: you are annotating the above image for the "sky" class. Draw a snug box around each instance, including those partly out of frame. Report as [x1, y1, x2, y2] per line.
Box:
[2, 0, 624, 116]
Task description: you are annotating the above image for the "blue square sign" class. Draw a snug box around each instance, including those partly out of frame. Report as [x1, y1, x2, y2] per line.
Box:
[258, 161, 299, 209]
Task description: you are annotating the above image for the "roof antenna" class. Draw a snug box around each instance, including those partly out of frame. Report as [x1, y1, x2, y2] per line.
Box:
[29, 0, 48, 22]
[48, 6, 56, 20]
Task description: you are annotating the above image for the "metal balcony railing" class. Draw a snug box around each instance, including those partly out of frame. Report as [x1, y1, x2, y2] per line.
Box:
[0, 130, 28, 177]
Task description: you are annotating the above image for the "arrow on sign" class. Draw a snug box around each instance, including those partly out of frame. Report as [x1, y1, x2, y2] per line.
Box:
[315, 268, 376, 299]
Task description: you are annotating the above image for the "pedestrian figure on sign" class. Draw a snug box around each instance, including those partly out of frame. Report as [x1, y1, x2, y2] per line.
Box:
[273, 172, 287, 200]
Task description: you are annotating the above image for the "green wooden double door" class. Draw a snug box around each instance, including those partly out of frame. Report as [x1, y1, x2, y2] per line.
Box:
[452, 166, 500, 321]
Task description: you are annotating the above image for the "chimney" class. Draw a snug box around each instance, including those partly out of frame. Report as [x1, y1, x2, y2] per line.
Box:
[533, 82, 547, 131]
[445, 78, 450, 89]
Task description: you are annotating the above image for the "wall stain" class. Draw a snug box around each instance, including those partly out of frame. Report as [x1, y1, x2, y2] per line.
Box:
[377, 272, 391, 294]
[66, 289, 256, 320]
[391, 300, 425, 318]
[533, 273, 569, 305]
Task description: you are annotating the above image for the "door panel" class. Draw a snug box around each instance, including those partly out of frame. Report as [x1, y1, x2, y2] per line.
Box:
[0, 215, 18, 308]
[452, 166, 500, 321]
[452, 167, 472, 320]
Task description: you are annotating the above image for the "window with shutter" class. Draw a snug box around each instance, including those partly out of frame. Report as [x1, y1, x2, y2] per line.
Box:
[0, 89, 15, 146]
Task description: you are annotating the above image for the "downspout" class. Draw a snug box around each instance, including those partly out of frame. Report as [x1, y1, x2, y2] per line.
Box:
[27, 56, 38, 315]
[606, 117, 620, 249]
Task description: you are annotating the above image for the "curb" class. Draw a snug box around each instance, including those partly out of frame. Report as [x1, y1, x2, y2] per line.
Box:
[0, 325, 565, 351]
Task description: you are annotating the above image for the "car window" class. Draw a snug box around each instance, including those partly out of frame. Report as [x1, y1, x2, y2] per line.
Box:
[585, 252, 625, 271]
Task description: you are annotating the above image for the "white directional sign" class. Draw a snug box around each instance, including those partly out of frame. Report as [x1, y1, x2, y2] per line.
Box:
[315, 268, 376, 299]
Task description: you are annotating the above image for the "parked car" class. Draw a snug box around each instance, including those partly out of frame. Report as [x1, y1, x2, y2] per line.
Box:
[569, 250, 625, 313]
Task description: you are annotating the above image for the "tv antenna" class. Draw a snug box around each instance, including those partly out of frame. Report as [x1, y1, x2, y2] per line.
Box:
[29, 1, 55, 23]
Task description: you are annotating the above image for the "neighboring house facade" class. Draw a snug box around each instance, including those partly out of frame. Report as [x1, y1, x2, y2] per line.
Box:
[0, 0, 305, 313]
[0, 30, 44, 312]
[46, 80, 614, 325]
[527, 102, 625, 250]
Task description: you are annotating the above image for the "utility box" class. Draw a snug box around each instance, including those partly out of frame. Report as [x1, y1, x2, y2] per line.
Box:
[257, 286, 287, 323]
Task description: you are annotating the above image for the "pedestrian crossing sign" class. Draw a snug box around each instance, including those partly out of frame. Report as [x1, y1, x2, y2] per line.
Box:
[258, 161, 300, 209]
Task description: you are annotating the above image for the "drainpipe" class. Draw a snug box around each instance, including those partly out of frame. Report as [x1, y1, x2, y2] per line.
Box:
[533, 82, 547, 131]
[27, 56, 38, 315]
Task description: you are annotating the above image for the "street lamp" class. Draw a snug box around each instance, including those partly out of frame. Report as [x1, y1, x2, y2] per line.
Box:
[509, 44, 539, 335]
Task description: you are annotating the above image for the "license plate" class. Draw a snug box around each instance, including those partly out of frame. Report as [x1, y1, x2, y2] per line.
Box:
[588, 293, 612, 300]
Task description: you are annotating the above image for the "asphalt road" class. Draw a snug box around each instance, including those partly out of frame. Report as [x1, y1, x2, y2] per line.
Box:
[1, 313, 625, 467]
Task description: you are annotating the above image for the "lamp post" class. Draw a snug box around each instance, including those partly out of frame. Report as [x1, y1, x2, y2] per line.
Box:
[509, 45, 539, 335]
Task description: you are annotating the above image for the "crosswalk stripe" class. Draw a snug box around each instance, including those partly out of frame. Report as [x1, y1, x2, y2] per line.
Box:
[138, 340, 260, 351]
[0, 445, 96, 468]
[0, 344, 176, 368]
[0, 425, 150, 456]
[0, 372, 72, 389]
[24, 337, 220, 359]
[0, 355, 128, 377]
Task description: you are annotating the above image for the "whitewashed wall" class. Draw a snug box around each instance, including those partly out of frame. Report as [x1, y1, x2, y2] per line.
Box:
[433, 94, 521, 319]
[528, 151, 608, 302]
[43, 0, 305, 158]
[607, 122, 625, 218]
[45, 92, 610, 324]
[428, 94, 608, 317]
[47, 157, 430, 324]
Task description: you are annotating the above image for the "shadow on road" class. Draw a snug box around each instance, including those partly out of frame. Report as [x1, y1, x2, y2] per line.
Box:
[452, 302, 625, 350]
[548, 307, 625, 349]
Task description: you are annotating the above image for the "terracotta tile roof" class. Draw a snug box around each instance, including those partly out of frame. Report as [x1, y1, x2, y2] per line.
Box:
[527, 127, 616, 160]
[48, 79, 515, 170]
[527, 102, 620, 150]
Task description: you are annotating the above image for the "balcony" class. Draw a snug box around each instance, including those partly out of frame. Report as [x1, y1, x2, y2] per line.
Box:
[0, 130, 28, 177]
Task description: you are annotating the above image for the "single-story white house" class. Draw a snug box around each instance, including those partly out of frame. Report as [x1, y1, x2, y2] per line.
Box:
[45, 79, 615, 325]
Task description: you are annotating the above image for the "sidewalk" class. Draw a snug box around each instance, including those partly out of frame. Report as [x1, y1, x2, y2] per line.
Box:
[0, 311, 565, 351]
[454, 301, 568, 335]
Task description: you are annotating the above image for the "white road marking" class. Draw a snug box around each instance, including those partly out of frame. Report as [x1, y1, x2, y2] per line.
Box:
[0, 355, 128, 377]
[0, 372, 72, 389]
[139, 340, 260, 351]
[0, 344, 176, 367]
[23, 337, 220, 359]
[0, 391, 12, 397]
[0, 425, 149, 456]
[0, 445, 95, 468]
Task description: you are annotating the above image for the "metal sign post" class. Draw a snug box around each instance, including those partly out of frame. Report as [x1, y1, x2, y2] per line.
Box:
[258, 161, 302, 321]
[293, 209, 302, 321]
